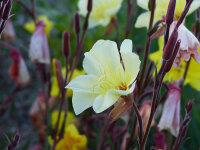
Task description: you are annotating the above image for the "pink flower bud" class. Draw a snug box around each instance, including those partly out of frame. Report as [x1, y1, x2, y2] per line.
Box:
[169, 21, 200, 68]
[29, 20, 50, 64]
[29, 93, 56, 142]
[158, 80, 182, 137]
[153, 131, 166, 150]
[2, 19, 16, 41]
[9, 49, 30, 86]
[140, 101, 154, 132]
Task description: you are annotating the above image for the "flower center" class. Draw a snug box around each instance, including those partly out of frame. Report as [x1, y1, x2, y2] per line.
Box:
[118, 82, 127, 90]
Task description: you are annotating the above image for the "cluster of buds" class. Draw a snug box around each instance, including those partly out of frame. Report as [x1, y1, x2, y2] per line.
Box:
[0, 0, 12, 37]
[159, 0, 200, 76]
[172, 100, 194, 150]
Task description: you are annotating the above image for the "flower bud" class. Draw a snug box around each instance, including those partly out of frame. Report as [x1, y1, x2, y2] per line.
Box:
[2, 19, 16, 41]
[162, 28, 178, 61]
[158, 80, 182, 137]
[74, 12, 80, 35]
[166, 0, 176, 26]
[164, 40, 181, 73]
[153, 131, 166, 150]
[140, 101, 155, 132]
[62, 30, 70, 58]
[9, 49, 30, 86]
[185, 100, 194, 114]
[29, 20, 50, 64]
[87, 0, 92, 13]
[29, 93, 56, 142]
[52, 59, 63, 93]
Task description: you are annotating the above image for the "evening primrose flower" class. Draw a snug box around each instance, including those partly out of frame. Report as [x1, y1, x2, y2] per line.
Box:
[78, 0, 123, 28]
[24, 15, 54, 37]
[135, 0, 200, 28]
[50, 68, 85, 97]
[150, 36, 200, 91]
[66, 39, 141, 115]
[53, 124, 87, 150]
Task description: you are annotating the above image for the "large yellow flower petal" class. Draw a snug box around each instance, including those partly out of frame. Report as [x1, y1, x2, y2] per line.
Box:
[66, 75, 99, 93]
[51, 68, 85, 97]
[72, 91, 99, 115]
[135, 12, 151, 28]
[93, 90, 120, 113]
[120, 40, 141, 86]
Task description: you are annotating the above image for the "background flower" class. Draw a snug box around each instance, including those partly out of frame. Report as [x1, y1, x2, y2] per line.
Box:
[78, 0, 123, 28]
[24, 15, 54, 37]
[135, 0, 200, 28]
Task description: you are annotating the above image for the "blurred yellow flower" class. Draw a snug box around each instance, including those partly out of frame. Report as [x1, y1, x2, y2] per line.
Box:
[150, 36, 200, 91]
[24, 15, 54, 37]
[78, 0, 123, 28]
[135, 0, 200, 28]
[55, 124, 87, 150]
[49, 112, 87, 150]
[51, 110, 75, 132]
[66, 39, 141, 115]
[51, 68, 85, 97]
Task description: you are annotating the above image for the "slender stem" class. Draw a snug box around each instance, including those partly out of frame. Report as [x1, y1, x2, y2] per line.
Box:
[126, 116, 137, 150]
[139, 37, 151, 94]
[148, 0, 156, 32]
[183, 58, 191, 81]
[132, 101, 143, 149]
[31, 0, 36, 22]
[15, 0, 35, 21]
[52, 89, 66, 150]
[124, 0, 135, 38]
[141, 72, 165, 150]
[52, 59, 69, 150]
[96, 114, 110, 150]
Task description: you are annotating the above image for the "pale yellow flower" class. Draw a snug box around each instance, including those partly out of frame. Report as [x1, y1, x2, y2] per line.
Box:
[66, 39, 141, 115]
[150, 36, 200, 91]
[51, 68, 85, 97]
[24, 15, 54, 37]
[78, 0, 123, 28]
[135, 0, 200, 28]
